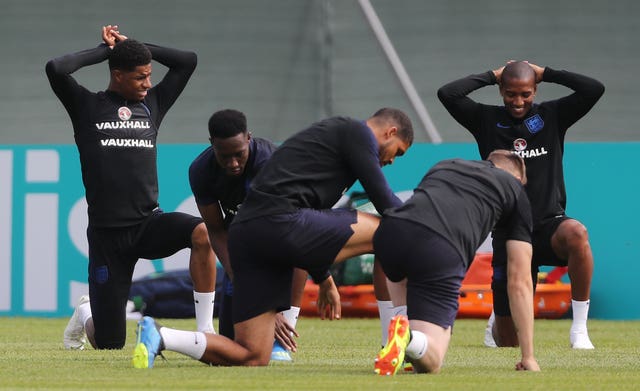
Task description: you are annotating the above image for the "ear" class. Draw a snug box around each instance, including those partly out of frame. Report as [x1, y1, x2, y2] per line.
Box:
[386, 126, 398, 139]
[111, 69, 122, 83]
[246, 131, 252, 141]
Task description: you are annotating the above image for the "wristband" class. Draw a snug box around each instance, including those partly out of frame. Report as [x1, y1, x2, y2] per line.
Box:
[310, 269, 331, 284]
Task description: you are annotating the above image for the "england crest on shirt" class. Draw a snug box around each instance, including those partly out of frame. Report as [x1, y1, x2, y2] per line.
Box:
[524, 114, 544, 134]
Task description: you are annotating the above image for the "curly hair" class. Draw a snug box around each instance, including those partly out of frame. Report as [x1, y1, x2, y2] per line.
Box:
[108, 39, 152, 71]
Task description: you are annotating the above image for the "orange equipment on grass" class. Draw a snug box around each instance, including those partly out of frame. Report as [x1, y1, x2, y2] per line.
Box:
[300, 253, 571, 319]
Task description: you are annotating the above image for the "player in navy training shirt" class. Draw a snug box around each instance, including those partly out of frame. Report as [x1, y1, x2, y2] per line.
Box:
[47, 26, 216, 350]
[373, 150, 539, 374]
[188, 109, 307, 361]
[438, 61, 604, 349]
[132, 108, 414, 368]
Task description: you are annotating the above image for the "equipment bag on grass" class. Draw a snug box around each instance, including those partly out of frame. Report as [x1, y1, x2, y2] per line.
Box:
[129, 269, 223, 318]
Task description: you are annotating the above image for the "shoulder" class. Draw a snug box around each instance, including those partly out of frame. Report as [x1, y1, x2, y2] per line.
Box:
[533, 101, 562, 123]
[189, 146, 215, 177]
[253, 137, 277, 154]
[342, 116, 366, 130]
[479, 104, 507, 118]
[343, 117, 373, 138]
[441, 158, 490, 171]
[339, 119, 376, 154]
[319, 116, 363, 131]
[292, 116, 365, 144]
[250, 137, 276, 169]
[497, 170, 528, 200]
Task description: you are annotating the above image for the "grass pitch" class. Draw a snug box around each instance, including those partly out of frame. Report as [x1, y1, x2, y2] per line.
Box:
[0, 317, 638, 390]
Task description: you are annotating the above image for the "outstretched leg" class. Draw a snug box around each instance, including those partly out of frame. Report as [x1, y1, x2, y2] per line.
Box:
[133, 311, 277, 368]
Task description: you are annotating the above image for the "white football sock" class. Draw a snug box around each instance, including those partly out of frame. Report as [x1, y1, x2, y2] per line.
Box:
[570, 299, 590, 331]
[484, 310, 497, 347]
[377, 300, 394, 346]
[392, 305, 408, 317]
[282, 306, 300, 329]
[78, 300, 92, 327]
[193, 291, 215, 333]
[406, 330, 428, 360]
[160, 327, 207, 360]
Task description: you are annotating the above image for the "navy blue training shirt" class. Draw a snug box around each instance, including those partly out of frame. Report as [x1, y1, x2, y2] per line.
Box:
[233, 116, 401, 224]
[438, 68, 604, 227]
[46, 43, 196, 228]
[385, 159, 533, 266]
[189, 137, 276, 228]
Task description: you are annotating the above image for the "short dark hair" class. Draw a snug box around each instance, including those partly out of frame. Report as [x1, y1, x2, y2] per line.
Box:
[108, 39, 152, 71]
[208, 109, 248, 139]
[487, 149, 527, 185]
[370, 107, 414, 145]
[501, 61, 535, 84]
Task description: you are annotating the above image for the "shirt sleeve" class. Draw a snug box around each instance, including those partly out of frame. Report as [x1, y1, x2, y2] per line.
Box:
[437, 71, 496, 137]
[188, 159, 218, 206]
[343, 123, 402, 214]
[542, 67, 605, 131]
[252, 138, 277, 173]
[145, 44, 198, 127]
[505, 187, 533, 243]
[308, 268, 331, 285]
[45, 44, 111, 118]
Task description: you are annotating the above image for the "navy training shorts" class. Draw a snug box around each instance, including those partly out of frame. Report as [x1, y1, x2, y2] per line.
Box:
[87, 210, 202, 348]
[228, 208, 357, 324]
[374, 216, 465, 329]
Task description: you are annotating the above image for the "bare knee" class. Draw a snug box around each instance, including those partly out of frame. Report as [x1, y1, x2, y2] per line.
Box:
[555, 220, 590, 252]
[410, 347, 446, 374]
[200, 346, 270, 367]
[565, 222, 588, 246]
[232, 345, 272, 367]
[414, 358, 444, 374]
[428, 362, 444, 374]
[237, 344, 271, 366]
[191, 223, 211, 249]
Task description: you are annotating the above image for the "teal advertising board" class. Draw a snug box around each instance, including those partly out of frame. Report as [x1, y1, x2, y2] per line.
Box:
[0, 143, 638, 319]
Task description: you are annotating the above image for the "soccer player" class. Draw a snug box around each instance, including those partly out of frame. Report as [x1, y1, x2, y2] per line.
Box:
[373, 150, 540, 374]
[437, 61, 604, 349]
[46, 26, 217, 350]
[131, 107, 413, 368]
[188, 108, 307, 361]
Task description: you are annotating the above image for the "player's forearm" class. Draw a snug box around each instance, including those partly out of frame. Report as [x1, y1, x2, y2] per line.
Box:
[46, 44, 111, 78]
[146, 44, 197, 75]
[437, 72, 495, 104]
[363, 178, 402, 214]
[437, 72, 492, 131]
[347, 128, 402, 213]
[542, 67, 605, 101]
[209, 231, 232, 278]
[507, 277, 536, 361]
